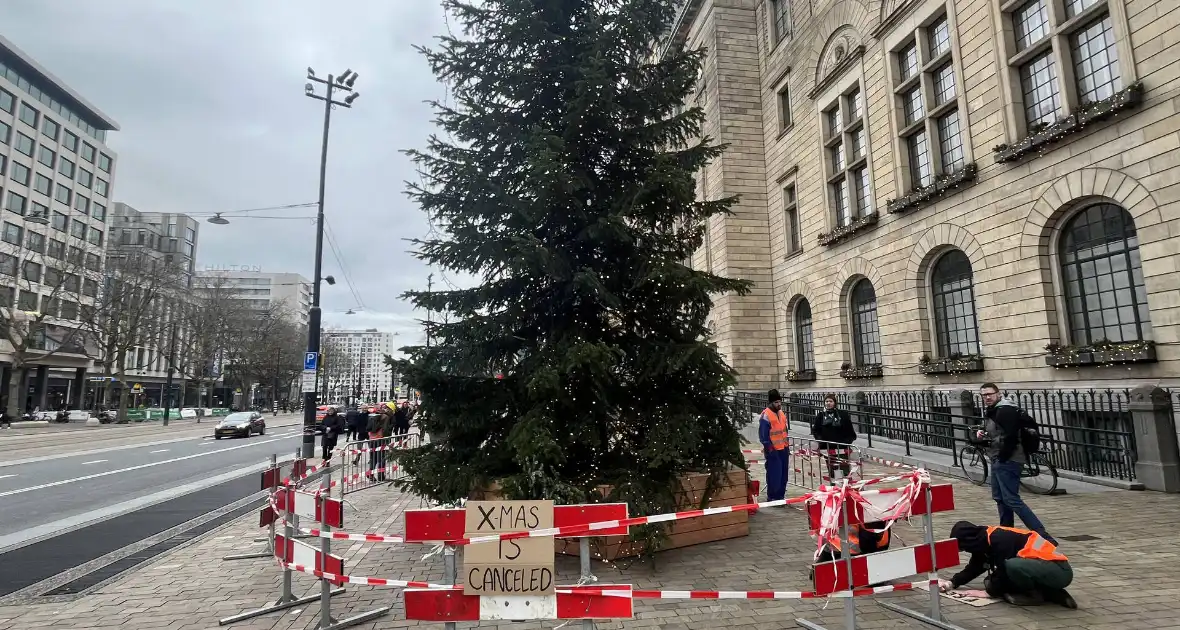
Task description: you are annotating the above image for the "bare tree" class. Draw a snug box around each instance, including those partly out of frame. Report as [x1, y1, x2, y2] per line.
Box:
[317, 333, 353, 403]
[233, 306, 305, 408]
[176, 274, 249, 408]
[0, 226, 95, 416]
[78, 249, 185, 419]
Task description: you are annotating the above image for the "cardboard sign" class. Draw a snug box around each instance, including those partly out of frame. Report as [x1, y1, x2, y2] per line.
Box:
[463, 500, 554, 596]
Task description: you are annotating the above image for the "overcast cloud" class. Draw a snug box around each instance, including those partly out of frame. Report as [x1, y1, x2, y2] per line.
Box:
[0, 0, 459, 350]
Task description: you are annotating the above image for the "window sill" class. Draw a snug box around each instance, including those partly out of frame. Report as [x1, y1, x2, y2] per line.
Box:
[817, 211, 879, 247]
[1044, 340, 1157, 368]
[840, 364, 883, 380]
[775, 124, 795, 141]
[783, 248, 804, 261]
[886, 164, 978, 215]
[919, 355, 985, 375]
[786, 369, 816, 382]
[994, 82, 1144, 165]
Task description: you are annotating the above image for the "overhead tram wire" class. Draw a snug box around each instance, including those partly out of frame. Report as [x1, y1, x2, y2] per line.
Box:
[323, 218, 366, 311]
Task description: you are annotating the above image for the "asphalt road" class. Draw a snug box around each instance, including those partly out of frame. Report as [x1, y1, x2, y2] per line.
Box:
[0, 423, 307, 551]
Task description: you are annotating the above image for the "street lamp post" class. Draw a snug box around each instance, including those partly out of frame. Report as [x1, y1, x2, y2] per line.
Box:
[300, 67, 360, 458]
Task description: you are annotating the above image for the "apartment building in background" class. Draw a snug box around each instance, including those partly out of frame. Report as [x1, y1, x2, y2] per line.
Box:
[321, 328, 397, 403]
[0, 34, 119, 411]
[671, 0, 1178, 394]
[101, 202, 202, 406]
[193, 269, 312, 324]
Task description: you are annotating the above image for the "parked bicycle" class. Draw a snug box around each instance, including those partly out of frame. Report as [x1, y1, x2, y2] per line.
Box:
[959, 426, 1059, 495]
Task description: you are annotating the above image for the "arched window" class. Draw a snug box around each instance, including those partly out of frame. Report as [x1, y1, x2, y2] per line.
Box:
[1060, 203, 1152, 345]
[931, 250, 981, 357]
[850, 280, 882, 365]
[794, 299, 815, 370]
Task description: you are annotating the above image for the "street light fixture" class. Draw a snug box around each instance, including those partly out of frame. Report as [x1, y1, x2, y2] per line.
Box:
[299, 65, 360, 458]
[207, 213, 230, 225]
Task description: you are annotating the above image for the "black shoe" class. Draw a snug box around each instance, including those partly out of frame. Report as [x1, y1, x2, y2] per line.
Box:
[1003, 592, 1044, 606]
[1044, 589, 1077, 609]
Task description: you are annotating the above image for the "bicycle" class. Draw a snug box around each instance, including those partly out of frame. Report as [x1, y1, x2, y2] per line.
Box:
[959, 428, 1059, 495]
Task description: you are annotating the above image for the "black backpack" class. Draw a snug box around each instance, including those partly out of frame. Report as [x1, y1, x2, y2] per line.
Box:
[1018, 409, 1042, 454]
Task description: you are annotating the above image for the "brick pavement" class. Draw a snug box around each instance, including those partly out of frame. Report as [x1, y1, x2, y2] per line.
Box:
[1, 459, 1179, 630]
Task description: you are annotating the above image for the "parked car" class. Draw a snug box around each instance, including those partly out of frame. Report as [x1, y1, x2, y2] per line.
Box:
[214, 411, 266, 439]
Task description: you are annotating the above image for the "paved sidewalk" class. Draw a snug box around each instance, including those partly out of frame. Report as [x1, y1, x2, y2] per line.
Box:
[1, 459, 1178, 629]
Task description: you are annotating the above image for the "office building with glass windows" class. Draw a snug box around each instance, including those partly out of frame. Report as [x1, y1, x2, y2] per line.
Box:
[668, 0, 1177, 393]
[0, 34, 119, 412]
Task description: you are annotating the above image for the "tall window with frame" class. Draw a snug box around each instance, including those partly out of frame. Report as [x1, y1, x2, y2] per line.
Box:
[1059, 203, 1151, 345]
[930, 249, 981, 357]
[794, 299, 815, 371]
[823, 88, 873, 226]
[769, 0, 790, 45]
[1004, 0, 1123, 135]
[850, 279, 882, 366]
[893, 12, 966, 192]
[782, 183, 801, 255]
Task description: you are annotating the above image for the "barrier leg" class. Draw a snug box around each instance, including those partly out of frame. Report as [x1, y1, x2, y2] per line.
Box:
[320, 463, 391, 630]
[876, 483, 967, 630]
[581, 537, 596, 630]
[796, 471, 855, 630]
[218, 453, 344, 626]
[444, 544, 457, 630]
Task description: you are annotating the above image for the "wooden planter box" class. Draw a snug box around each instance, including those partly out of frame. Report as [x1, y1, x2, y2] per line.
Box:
[555, 468, 750, 560]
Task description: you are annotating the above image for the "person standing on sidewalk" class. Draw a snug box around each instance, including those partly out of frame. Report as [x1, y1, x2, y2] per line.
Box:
[758, 389, 789, 503]
[979, 383, 1055, 543]
[320, 406, 344, 461]
[812, 394, 856, 479]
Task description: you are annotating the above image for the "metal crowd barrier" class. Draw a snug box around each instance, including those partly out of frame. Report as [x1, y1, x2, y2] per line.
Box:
[787, 436, 864, 492]
[338, 433, 420, 495]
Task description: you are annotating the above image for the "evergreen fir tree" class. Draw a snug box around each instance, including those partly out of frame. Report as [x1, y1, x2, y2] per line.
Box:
[398, 0, 753, 531]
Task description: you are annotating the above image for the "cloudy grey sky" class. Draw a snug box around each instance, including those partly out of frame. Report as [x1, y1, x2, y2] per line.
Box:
[1, 0, 457, 347]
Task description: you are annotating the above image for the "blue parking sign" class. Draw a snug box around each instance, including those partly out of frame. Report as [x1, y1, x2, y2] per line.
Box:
[304, 352, 318, 371]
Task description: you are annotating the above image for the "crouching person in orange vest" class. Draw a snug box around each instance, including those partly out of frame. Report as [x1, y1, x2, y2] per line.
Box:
[815, 521, 891, 563]
[941, 520, 1077, 609]
[759, 390, 789, 502]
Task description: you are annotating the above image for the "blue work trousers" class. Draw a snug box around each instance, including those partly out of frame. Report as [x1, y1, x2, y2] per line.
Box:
[765, 448, 789, 502]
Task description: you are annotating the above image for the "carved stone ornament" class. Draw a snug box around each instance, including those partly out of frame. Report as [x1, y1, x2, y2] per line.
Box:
[818, 27, 861, 84]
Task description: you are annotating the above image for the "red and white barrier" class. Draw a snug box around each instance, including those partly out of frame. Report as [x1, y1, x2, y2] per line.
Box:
[806, 482, 955, 530]
[273, 487, 344, 528]
[274, 534, 344, 585]
[404, 585, 634, 621]
[812, 540, 960, 595]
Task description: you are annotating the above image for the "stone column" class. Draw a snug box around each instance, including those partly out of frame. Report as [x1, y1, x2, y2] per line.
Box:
[72, 368, 87, 409]
[34, 365, 49, 411]
[946, 389, 976, 442]
[1128, 385, 1180, 493]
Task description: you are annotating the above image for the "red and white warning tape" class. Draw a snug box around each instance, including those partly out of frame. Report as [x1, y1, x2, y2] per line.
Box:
[582, 578, 938, 600]
[283, 562, 451, 588]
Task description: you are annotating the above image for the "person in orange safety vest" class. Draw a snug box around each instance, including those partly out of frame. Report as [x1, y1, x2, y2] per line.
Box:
[758, 389, 789, 502]
[814, 520, 891, 563]
[942, 520, 1076, 608]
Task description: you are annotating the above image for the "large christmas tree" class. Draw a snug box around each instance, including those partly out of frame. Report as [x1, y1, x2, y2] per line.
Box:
[398, 0, 752, 526]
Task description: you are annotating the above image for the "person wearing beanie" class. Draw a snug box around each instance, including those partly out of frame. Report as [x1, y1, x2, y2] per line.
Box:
[758, 389, 789, 503]
[941, 520, 1076, 608]
[812, 394, 857, 479]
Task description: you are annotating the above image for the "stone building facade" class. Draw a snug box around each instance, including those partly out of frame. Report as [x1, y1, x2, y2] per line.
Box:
[672, 0, 1180, 393]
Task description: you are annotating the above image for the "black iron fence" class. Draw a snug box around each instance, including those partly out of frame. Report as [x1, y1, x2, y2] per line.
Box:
[735, 386, 1165, 482]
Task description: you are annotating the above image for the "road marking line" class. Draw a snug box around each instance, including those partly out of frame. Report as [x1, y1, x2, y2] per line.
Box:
[0, 474, 16, 480]
[150, 449, 169, 454]
[81, 460, 108, 465]
[0, 435, 293, 498]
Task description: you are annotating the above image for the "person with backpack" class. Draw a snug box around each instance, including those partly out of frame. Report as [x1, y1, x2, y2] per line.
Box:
[979, 383, 1055, 543]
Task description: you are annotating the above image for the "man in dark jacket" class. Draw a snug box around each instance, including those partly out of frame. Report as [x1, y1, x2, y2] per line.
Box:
[812, 394, 856, 479]
[366, 404, 395, 481]
[980, 383, 1053, 542]
[941, 520, 1076, 608]
[320, 406, 345, 460]
[344, 405, 366, 442]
